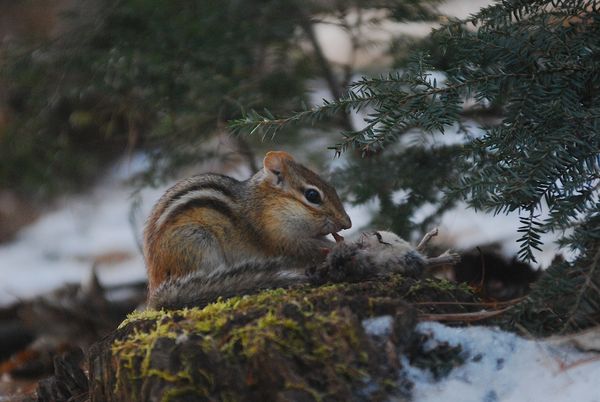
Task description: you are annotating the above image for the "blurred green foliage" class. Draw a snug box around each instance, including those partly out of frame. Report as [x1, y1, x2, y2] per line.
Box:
[0, 0, 439, 196]
[1, 0, 310, 194]
[331, 145, 466, 238]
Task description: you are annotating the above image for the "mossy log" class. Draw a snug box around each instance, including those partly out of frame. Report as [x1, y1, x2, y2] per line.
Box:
[88, 275, 476, 402]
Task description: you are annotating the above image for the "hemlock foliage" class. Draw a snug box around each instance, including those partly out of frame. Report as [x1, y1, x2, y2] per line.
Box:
[235, 0, 600, 332]
[235, 0, 600, 264]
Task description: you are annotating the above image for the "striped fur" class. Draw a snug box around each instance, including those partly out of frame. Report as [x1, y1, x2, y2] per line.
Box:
[147, 174, 240, 234]
[147, 258, 307, 310]
[156, 189, 234, 228]
[143, 151, 352, 308]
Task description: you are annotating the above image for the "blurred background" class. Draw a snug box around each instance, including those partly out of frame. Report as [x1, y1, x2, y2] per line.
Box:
[2, 0, 560, 307]
[2, 0, 593, 397]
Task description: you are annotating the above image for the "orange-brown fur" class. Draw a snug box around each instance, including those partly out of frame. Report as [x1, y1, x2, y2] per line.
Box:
[144, 151, 351, 295]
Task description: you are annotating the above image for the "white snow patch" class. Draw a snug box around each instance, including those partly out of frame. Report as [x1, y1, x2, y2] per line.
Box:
[362, 315, 394, 337]
[404, 322, 600, 402]
[0, 156, 166, 306]
[313, 0, 495, 69]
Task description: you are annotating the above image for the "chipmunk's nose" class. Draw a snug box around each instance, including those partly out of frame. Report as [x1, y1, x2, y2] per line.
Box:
[339, 214, 352, 230]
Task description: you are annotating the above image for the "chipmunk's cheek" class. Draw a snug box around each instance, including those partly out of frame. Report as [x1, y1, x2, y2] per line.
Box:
[276, 207, 324, 238]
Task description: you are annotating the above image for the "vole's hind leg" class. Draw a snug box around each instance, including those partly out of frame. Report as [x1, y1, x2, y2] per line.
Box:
[424, 250, 461, 268]
[416, 227, 439, 252]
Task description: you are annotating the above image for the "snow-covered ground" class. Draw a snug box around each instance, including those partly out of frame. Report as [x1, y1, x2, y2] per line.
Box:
[0, 155, 161, 305]
[360, 317, 600, 401]
[404, 322, 600, 402]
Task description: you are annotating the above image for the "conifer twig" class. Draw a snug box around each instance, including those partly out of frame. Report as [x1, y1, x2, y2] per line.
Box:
[419, 306, 513, 322]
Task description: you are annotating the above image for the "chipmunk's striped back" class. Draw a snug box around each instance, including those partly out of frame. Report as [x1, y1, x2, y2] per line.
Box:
[146, 174, 240, 235]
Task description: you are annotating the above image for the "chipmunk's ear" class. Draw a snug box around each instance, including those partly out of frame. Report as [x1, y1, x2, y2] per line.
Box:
[263, 151, 294, 186]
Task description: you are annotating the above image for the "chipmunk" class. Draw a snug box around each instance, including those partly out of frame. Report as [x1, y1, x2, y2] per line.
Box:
[144, 151, 459, 310]
[144, 151, 352, 309]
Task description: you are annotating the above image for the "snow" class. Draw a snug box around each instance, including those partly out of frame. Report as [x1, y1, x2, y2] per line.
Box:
[362, 315, 394, 337]
[313, 0, 494, 68]
[404, 322, 600, 402]
[0, 156, 165, 305]
[433, 203, 575, 268]
[361, 317, 600, 401]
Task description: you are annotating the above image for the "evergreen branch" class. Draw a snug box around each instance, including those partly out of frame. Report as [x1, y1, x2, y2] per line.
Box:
[233, 61, 588, 150]
[229, 93, 384, 138]
[442, 0, 596, 31]
[517, 212, 544, 263]
[230, 0, 600, 269]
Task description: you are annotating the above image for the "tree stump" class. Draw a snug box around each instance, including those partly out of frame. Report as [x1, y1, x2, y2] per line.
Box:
[88, 275, 477, 401]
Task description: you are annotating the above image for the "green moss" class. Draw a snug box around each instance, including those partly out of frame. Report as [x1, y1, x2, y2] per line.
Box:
[406, 278, 473, 297]
[283, 381, 325, 402]
[103, 275, 481, 401]
[160, 386, 206, 402]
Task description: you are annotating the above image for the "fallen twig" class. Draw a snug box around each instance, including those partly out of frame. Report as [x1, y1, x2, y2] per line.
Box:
[418, 306, 513, 322]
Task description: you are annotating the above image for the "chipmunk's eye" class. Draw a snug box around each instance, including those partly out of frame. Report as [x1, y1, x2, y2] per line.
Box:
[304, 188, 322, 204]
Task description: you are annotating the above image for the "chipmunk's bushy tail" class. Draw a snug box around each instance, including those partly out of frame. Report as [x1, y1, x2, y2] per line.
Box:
[147, 258, 307, 310]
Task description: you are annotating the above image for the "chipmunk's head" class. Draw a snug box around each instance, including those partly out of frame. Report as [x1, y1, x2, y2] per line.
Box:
[255, 151, 351, 240]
